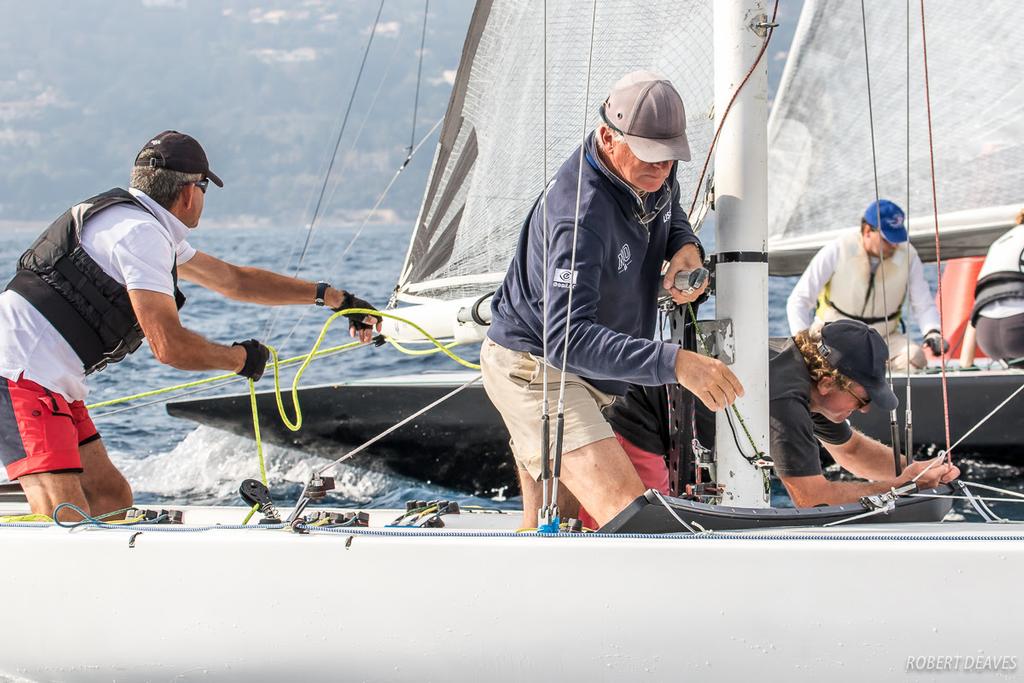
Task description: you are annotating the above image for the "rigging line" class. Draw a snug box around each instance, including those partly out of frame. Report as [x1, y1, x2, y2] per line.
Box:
[274, 115, 444, 352]
[945, 381, 1024, 454]
[858, 0, 902, 473]
[313, 376, 480, 477]
[290, 0, 386, 281]
[904, 0, 914, 459]
[919, 0, 953, 460]
[687, 0, 779, 217]
[264, 31, 408, 342]
[960, 481, 1024, 502]
[911, 492, 1024, 505]
[540, 0, 552, 517]
[549, 0, 599, 520]
[409, 0, 429, 154]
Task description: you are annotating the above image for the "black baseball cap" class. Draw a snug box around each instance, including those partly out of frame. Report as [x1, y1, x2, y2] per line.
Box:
[818, 320, 898, 411]
[134, 130, 223, 187]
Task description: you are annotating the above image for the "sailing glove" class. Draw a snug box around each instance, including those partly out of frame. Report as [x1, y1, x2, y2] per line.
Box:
[923, 330, 949, 355]
[332, 291, 378, 332]
[233, 339, 270, 381]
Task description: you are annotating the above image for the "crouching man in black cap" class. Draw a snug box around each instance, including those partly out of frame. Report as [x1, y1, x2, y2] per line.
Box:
[605, 319, 959, 508]
[0, 130, 379, 521]
[765, 319, 957, 506]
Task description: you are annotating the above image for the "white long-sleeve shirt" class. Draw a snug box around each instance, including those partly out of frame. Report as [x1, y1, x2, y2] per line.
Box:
[785, 239, 941, 337]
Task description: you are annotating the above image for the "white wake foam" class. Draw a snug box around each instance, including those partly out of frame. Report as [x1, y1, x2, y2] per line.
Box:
[116, 426, 390, 505]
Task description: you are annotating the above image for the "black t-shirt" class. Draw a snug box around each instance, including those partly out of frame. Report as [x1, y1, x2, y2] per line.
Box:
[605, 384, 670, 455]
[768, 337, 853, 477]
[605, 338, 853, 478]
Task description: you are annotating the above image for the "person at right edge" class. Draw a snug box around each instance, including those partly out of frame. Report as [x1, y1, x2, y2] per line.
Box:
[482, 71, 743, 530]
[970, 208, 1024, 361]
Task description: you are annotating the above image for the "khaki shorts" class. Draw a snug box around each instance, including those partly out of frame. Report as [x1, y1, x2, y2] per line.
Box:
[480, 339, 615, 479]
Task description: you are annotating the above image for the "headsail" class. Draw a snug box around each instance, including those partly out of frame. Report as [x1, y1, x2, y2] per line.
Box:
[395, 0, 715, 303]
[767, 0, 1024, 276]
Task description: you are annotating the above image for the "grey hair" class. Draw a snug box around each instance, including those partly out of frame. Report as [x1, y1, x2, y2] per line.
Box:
[129, 148, 202, 210]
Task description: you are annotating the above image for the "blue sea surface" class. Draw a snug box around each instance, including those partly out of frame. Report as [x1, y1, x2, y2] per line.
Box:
[0, 223, 1021, 520]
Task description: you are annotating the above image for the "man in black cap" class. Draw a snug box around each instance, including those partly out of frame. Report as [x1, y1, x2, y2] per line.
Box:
[0, 130, 379, 521]
[482, 71, 743, 529]
[606, 319, 959, 508]
[765, 319, 957, 506]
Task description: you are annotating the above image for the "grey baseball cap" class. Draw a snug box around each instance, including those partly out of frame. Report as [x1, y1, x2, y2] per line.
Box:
[600, 70, 691, 163]
[819, 320, 898, 412]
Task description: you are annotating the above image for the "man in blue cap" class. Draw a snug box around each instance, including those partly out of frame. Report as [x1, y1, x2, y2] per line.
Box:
[786, 199, 948, 371]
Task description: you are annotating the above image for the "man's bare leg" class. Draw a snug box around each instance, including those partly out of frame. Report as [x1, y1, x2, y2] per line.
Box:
[78, 438, 133, 518]
[17, 472, 90, 522]
[557, 437, 645, 527]
[517, 467, 582, 529]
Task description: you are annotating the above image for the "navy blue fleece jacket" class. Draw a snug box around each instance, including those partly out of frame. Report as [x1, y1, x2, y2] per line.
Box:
[487, 132, 702, 395]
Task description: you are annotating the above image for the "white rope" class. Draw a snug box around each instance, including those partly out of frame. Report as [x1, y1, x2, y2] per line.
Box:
[652, 489, 703, 534]
[960, 481, 1024, 501]
[945, 382, 1024, 453]
[911, 493, 1024, 505]
[313, 375, 480, 476]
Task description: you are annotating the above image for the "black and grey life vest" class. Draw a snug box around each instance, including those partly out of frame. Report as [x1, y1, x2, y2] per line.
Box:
[4, 188, 186, 375]
[971, 225, 1024, 325]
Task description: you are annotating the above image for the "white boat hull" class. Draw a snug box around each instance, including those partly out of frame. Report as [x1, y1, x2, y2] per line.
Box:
[2, 508, 1022, 681]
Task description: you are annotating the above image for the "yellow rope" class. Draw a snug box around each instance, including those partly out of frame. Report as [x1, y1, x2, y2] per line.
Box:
[85, 340, 366, 410]
[235, 307, 481, 523]
[0, 513, 53, 523]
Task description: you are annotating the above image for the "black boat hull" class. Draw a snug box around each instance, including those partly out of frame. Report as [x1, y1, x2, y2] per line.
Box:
[165, 369, 1022, 495]
[849, 369, 1024, 453]
[166, 379, 516, 495]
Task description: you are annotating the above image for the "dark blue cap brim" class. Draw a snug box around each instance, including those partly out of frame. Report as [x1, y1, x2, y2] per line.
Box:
[863, 380, 899, 412]
[879, 226, 908, 244]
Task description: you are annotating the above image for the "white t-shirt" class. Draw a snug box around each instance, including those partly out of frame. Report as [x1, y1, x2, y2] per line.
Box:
[0, 188, 195, 401]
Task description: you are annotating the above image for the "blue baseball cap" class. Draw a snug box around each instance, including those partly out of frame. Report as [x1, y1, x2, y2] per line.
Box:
[819, 320, 898, 412]
[863, 199, 907, 244]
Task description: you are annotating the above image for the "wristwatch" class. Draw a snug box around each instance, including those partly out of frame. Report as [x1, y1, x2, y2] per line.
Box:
[314, 281, 329, 307]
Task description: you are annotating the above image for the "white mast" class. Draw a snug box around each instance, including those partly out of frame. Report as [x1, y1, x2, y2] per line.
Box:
[712, 0, 770, 506]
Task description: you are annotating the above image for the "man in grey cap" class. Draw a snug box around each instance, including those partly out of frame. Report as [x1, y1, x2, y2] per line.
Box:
[0, 130, 379, 521]
[483, 71, 743, 529]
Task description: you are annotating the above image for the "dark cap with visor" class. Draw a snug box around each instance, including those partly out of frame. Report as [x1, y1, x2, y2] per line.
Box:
[818, 320, 898, 411]
[134, 130, 223, 187]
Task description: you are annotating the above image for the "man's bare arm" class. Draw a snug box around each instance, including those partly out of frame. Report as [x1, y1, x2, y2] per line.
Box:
[128, 289, 245, 372]
[824, 431, 903, 480]
[178, 251, 325, 306]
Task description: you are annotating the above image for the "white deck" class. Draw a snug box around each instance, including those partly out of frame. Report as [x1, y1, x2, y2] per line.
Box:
[2, 504, 1022, 681]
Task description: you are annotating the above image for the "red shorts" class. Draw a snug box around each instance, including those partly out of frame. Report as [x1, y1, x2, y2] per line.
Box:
[0, 376, 98, 480]
[577, 432, 670, 531]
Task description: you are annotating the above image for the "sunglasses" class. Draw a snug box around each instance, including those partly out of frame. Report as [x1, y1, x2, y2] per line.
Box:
[636, 187, 672, 225]
[842, 384, 871, 410]
[192, 178, 210, 194]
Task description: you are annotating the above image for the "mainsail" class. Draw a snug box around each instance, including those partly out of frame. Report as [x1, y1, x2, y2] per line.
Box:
[395, 0, 715, 303]
[767, 0, 1024, 276]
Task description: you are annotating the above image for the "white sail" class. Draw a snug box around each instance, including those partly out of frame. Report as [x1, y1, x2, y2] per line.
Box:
[767, 0, 1024, 275]
[395, 0, 715, 303]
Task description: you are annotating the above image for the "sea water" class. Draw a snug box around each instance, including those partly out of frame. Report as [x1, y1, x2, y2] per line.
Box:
[0, 224, 1021, 519]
